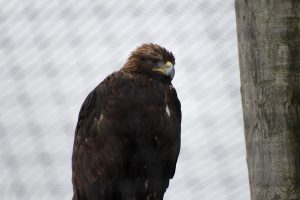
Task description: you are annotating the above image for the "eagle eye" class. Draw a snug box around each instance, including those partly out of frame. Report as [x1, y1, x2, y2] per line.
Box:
[149, 58, 159, 65]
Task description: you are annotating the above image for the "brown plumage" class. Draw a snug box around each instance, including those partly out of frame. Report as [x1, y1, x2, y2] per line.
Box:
[72, 43, 181, 200]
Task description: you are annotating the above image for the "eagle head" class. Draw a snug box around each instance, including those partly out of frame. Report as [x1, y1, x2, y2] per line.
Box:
[121, 43, 176, 82]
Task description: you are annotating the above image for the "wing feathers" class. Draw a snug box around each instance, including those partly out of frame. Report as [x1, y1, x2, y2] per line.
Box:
[72, 71, 181, 200]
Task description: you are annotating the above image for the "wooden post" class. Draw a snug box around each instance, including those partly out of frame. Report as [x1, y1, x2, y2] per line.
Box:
[235, 1, 300, 199]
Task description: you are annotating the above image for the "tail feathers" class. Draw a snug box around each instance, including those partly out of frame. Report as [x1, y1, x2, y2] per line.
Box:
[72, 182, 118, 200]
[72, 179, 167, 200]
[73, 191, 165, 200]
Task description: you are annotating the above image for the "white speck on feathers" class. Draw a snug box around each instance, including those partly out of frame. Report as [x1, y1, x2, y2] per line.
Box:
[85, 138, 88, 143]
[145, 180, 149, 189]
[96, 114, 104, 128]
[166, 105, 170, 116]
[128, 73, 133, 78]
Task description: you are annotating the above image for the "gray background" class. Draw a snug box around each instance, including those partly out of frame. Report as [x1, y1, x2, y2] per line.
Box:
[0, 0, 250, 199]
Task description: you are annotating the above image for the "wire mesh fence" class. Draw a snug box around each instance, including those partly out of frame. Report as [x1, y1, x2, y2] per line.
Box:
[0, 0, 250, 199]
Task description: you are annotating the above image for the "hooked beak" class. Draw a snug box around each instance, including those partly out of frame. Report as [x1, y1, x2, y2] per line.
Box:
[152, 61, 175, 79]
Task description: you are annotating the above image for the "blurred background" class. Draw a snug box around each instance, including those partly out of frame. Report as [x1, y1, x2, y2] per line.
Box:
[0, 0, 250, 199]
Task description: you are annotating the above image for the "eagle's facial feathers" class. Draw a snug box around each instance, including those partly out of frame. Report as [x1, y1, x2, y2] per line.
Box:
[121, 43, 176, 82]
[152, 61, 175, 80]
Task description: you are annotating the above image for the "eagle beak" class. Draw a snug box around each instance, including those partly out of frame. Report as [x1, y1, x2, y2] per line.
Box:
[153, 61, 175, 79]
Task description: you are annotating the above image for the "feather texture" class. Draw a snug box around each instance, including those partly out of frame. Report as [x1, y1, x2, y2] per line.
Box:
[72, 44, 181, 200]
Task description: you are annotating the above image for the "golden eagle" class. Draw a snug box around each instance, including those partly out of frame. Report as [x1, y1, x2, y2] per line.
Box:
[72, 43, 181, 200]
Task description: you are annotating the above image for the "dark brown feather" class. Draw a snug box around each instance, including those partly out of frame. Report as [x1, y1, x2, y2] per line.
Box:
[72, 44, 181, 200]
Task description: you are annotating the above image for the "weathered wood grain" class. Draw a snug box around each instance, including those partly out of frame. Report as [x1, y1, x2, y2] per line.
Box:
[235, 1, 300, 200]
